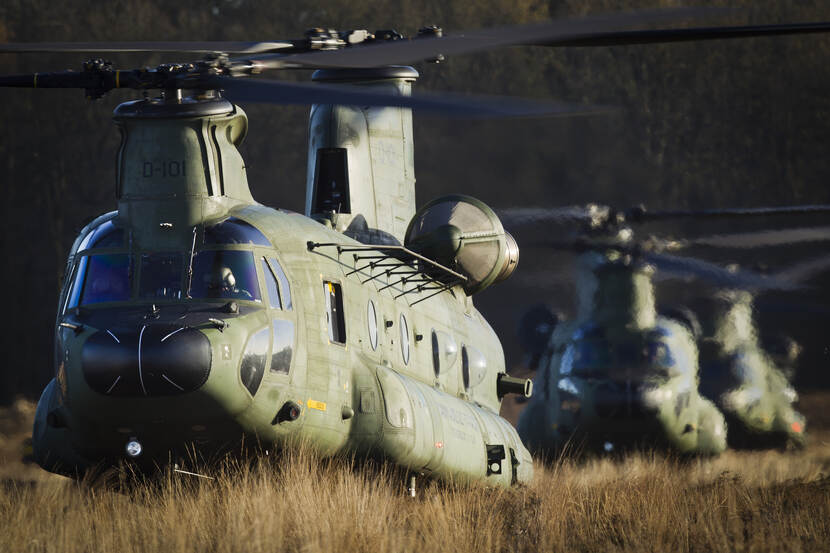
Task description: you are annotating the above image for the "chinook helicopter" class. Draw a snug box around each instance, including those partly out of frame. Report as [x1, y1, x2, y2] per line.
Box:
[677, 225, 830, 449]
[5, 11, 830, 485]
[505, 204, 830, 456]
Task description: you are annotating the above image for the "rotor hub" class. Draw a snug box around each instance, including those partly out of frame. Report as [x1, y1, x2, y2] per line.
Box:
[113, 95, 234, 119]
[311, 65, 419, 83]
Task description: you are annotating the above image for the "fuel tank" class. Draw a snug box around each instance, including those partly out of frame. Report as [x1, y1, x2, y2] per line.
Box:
[358, 365, 532, 485]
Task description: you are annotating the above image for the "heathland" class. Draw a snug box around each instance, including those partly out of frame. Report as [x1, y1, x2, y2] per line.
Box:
[2, 392, 828, 552]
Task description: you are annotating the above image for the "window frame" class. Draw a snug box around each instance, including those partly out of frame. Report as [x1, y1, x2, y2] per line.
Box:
[461, 345, 470, 392]
[239, 325, 271, 396]
[253, 248, 297, 378]
[270, 318, 296, 376]
[323, 279, 347, 346]
[399, 313, 410, 365]
[185, 246, 264, 303]
[260, 255, 283, 310]
[264, 255, 292, 310]
[367, 300, 379, 351]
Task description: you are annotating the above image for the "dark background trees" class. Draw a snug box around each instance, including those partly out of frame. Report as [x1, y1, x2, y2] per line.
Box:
[1, 0, 829, 403]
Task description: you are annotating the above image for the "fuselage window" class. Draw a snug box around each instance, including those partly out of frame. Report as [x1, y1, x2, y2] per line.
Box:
[431, 330, 440, 377]
[461, 346, 470, 391]
[240, 327, 269, 396]
[271, 319, 294, 374]
[139, 253, 184, 299]
[204, 217, 271, 246]
[266, 257, 292, 310]
[367, 300, 378, 351]
[433, 330, 458, 373]
[464, 346, 488, 389]
[190, 250, 261, 302]
[400, 314, 410, 365]
[69, 253, 131, 307]
[324, 281, 346, 344]
[261, 257, 282, 309]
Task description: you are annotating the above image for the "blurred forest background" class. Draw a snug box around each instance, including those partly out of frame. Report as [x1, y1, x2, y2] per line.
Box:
[1, 0, 830, 404]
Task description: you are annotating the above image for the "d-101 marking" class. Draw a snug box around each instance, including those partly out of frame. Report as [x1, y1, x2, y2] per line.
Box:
[142, 160, 186, 178]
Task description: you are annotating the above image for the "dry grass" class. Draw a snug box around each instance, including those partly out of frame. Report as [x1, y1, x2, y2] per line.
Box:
[1, 394, 829, 553]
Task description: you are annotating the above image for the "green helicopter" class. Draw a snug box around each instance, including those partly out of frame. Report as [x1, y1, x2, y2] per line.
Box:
[505, 204, 830, 456]
[680, 226, 830, 449]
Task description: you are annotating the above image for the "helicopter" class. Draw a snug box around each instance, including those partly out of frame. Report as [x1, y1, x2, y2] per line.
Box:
[505, 204, 830, 456]
[681, 227, 830, 448]
[5, 10, 830, 486]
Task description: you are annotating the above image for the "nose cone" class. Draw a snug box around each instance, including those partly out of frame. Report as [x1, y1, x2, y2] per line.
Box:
[593, 381, 660, 419]
[82, 324, 211, 396]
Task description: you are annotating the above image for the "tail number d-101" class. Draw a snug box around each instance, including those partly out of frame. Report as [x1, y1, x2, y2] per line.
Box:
[142, 160, 186, 178]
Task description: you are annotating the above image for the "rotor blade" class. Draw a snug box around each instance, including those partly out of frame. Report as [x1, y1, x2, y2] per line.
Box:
[756, 297, 830, 317]
[511, 269, 575, 289]
[772, 254, 830, 284]
[246, 8, 715, 69]
[214, 76, 611, 118]
[0, 41, 295, 55]
[498, 206, 603, 226]
[532, 21, 830, 48]
[627, 204, 830, 222]
[689, 226, 830, 248]
[512, 243, 797, 291]
[642, 251, 798, 291]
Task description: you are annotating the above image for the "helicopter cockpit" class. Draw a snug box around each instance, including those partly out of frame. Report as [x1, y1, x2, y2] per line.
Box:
[558, 324, 691, 381]
[63, 217, 281, 309]
[553, 322, 698, 424]
[57, 215, 296, 403]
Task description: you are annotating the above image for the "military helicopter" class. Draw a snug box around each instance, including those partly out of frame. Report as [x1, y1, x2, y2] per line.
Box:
[680, 226, 830, 449]
[504, 204, 830, 456]
[5, 11, 830, 486]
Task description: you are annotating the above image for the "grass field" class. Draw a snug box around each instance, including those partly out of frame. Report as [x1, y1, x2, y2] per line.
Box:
[1, 393, 829, 553]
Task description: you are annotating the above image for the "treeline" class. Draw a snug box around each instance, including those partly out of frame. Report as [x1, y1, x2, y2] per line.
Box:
[1, 0, 830, 402]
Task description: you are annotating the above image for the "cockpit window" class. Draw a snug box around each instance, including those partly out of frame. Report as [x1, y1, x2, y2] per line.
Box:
[266, 257, 292, 310]
[261, 257, 282, 309]
[64, 246, 267, 309]
[190, 250, 262, 301]
[67, 253, 131, 308]
[204, 217, 271, 246]
[77, 221, 125, 251]
[139, 253, 184, 299]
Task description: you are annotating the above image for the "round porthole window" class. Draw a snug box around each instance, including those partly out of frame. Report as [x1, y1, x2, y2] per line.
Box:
[367, 300, 378, 351]
[400, 314, 410, 365]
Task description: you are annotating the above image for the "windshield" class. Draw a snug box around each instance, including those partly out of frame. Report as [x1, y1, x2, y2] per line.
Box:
[139, 253, 184, 299]
[190, 250, 261, 301]
[66, 253, 131, 309]
[64, 247, 266, 311]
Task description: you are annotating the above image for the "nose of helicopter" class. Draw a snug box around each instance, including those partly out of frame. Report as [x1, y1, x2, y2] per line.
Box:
[591, 381, 662, 419]
[50, 305, 273, 467]
[63, 303, 275, 423]
[82, 323, 212, 396]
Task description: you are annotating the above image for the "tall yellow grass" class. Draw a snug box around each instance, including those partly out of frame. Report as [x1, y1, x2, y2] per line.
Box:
[1, 396, 829, 553]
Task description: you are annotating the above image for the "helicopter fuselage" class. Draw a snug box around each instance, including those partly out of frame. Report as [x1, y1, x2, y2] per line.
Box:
[31, 93, 531, 486]
[34, 205, 531, 485]
[519, 317, 726, 455]
[696, 290, 806, 449]
[518, 253, 727, 456]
